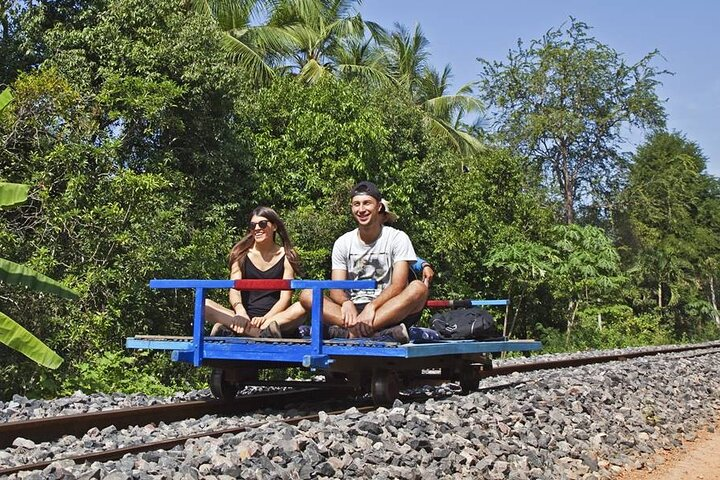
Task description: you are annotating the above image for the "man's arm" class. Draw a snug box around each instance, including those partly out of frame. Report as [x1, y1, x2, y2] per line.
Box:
[329, 268, 350, 305]
[331, 268, 358, 327]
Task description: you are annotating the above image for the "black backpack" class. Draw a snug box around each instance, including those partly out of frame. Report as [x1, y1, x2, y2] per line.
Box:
[431, 307, 501, 340]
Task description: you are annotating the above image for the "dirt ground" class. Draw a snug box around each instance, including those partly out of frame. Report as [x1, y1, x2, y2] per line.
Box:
[618, 423, 720, 480]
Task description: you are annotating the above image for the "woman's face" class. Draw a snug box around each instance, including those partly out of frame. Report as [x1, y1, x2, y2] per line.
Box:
[248, 215, 275, 244]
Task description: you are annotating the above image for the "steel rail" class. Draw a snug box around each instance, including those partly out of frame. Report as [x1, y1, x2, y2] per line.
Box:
[481, 342, 720, 378]
[0, 404, 376, 477]
[0, 385, 351, 449]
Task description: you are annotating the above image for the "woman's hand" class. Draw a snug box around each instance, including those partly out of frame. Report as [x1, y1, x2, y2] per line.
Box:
[250, 316, 266, 328]
[227, 315, 249, 334]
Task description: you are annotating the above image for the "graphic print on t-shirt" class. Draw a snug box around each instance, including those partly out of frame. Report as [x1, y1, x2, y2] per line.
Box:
[350, 251, 388, 282]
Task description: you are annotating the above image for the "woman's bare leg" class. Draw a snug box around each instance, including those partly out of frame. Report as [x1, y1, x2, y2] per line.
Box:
[204, 299, 258, 336]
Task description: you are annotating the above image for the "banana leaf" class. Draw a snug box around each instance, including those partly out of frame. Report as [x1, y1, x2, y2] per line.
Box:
[0, 311, 63, 369]
[0, 182, 29, 208]
[0, 258, 79, 300]
[0, 87, 11, 111]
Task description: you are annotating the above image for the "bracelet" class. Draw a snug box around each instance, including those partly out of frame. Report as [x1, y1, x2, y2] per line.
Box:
[231, 300, 242, 310]
[422, 263, 432, 270]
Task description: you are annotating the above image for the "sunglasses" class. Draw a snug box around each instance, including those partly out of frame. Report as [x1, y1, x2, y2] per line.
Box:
[248, 220, 270, 230]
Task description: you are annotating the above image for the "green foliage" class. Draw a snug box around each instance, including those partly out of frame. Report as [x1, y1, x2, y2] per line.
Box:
[0, 182, 79, 369]
[60, 350, 179, 396]
[424, 149, 552, 300]
[240, 77, 401, 209]
[0, 1, 717, 400]
[619, 131, 720, 335]
[536, 309, 674, 353]
[551, 224, 624, 300]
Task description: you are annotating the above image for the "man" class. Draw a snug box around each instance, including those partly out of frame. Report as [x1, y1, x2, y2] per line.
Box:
[300, 181, 428, 343]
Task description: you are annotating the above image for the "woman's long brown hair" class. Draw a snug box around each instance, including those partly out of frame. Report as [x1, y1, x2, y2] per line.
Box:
[228, 206, 301, 276]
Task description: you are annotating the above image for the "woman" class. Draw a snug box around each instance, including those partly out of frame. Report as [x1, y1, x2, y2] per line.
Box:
[205, 206, 305, 338]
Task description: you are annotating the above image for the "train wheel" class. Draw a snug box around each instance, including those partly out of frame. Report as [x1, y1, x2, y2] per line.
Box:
[459, 359, 492, 393]
[346, 371, 370, 395]
[209, 368, 239, 400]
[371, 369, 400, 406]
[458, 367, 481, 393]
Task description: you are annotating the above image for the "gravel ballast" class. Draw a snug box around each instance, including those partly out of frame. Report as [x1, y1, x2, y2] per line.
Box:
[2, 343, 720, 479]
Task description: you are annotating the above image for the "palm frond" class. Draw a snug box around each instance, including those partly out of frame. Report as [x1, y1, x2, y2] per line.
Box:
[221, 33, 278, 85]
[424, 94, 484, 118]
[298, 58, 330, 83]
[0, 258, 79, 300]
[0, 182, 29, 208]
[336, 63, 396, 88]
[422, 114, 486, 155]
[0, 87, 12, 112]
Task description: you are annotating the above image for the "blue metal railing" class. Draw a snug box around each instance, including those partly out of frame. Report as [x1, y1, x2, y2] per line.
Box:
[149, 278, 376, 367]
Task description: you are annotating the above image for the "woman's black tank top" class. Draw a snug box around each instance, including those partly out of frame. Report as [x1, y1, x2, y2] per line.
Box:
[241, 254, 285, 318]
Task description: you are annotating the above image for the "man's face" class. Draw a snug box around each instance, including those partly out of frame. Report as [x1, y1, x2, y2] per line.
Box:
[351, 195, 381, 227]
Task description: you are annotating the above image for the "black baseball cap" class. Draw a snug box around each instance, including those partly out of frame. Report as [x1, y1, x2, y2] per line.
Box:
[350, 181, 382, 201]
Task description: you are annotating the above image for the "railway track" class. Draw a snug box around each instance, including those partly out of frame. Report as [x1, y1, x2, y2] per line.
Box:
[2, 341, 719, 477]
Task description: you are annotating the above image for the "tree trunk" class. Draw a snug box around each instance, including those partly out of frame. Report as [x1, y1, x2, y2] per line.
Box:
[506, 293, 523, 338]
[565, 299, 579, 346]
[658, 282, 662, 309]
[710, 276, 720, 329]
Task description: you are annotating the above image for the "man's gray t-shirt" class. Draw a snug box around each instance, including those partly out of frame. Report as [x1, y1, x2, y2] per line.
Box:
[331, 226, 417, 304]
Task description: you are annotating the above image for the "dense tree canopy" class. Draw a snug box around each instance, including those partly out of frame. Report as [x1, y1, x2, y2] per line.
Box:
[620, 132, 720, 332]
[0, 0, 717, 399]
[477, 19, 667, 224]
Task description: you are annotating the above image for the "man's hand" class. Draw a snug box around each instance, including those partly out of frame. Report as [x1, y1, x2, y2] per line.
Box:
[422, 264, 435, 287]
[341, 300, 358, 328]
[354, 302, 376, 336]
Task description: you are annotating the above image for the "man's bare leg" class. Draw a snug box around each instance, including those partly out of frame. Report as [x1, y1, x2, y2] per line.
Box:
[372, 280, 428, 330]
[261, 302, 308, 334]
[299, 283, 428, 337]
[298, 289, 345, 327]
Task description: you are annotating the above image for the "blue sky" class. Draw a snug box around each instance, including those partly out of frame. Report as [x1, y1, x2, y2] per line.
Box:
[359, 0, 720, 177]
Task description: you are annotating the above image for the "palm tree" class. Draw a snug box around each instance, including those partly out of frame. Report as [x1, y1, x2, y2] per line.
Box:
[266, 0, 399, 86]
[196, 3, 483, 153]
[332, 31, 393, 87]
[417, 65, 484, 156]
[194, 0, 291, 85]
[382, 23, 430, 96]
[380, 23, 484, 155]
[197, 0, 389, 85]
